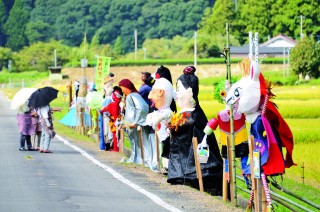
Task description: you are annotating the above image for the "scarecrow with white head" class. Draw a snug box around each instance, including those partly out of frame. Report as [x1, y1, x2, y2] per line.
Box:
[146, 78, 174, 171]
[226, 32, 295, 210]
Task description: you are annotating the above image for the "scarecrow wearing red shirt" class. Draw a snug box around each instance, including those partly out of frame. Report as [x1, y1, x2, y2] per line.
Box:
[100, 86, 123, 151]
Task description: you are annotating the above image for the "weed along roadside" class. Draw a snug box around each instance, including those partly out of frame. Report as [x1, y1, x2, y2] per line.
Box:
[1, 63, 320, 211]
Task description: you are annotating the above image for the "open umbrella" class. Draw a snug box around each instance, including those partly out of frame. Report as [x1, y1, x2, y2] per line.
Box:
[27, 86, 59, 108]
[10, 88, 37, 110]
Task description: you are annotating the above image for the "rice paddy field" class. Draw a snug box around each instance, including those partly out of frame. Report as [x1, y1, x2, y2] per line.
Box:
[199, 84, 320, 187]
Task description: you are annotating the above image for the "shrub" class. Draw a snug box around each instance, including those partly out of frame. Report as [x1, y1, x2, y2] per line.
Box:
[290, 36, 320, 79]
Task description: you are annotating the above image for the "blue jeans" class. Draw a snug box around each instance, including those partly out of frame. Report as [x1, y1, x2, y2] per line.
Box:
[40, 122, 51, 150]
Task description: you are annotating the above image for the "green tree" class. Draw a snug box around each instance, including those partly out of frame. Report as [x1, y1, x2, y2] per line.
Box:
[56, 0, 110, 46]
[234, 0, 273, 44]
[270, 0, 320, 40]
[0, 1, 6, 46]
[290, 36, 320, 79]
[12, 40, 71, 72]
[198, 0, 236, 36]
[4, 0, 33, 51]
[113, 36, 123, 58]
[26, 20, 53, 44]
[0, 47, 12, 70]
[27, 0, 67, 43]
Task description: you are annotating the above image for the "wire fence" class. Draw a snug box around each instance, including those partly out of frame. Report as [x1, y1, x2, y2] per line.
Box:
[1, 79, 34, 89]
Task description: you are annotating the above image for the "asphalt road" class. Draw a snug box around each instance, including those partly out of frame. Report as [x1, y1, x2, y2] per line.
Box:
[0, 91, 179, 212]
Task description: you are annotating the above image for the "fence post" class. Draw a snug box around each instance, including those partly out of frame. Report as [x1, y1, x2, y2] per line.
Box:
[192, 137, 204, 192]
[301, 162, 305, 184]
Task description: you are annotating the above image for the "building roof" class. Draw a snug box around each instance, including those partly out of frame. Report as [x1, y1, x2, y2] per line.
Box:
[230, 34, 296, 57]
[260, 34, 297, 48]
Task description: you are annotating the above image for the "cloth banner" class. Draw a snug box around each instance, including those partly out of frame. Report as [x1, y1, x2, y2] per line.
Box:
[95, 56, 111, 93]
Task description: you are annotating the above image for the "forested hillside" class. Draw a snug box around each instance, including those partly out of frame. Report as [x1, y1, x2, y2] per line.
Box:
[0, 0, 319, 53]
[0, 0, 214, 52]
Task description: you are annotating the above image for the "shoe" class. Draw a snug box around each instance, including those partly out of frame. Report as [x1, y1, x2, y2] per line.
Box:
[39, 149, 44, 153]
[43, 150, 53, 153]
[19, 147, 26, 151]
[28, 148, 36, 151]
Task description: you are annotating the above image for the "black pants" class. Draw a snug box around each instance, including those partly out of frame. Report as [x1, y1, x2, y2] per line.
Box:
[20, 134, 32, 149]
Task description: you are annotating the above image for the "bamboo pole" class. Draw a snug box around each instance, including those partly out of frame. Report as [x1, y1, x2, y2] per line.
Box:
[227, 136, 235, 204]
[192, 137, 204, 192]
[226, 22, 237, 206]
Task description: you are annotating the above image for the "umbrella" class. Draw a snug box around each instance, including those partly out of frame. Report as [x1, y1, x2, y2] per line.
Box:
[27, 86, 59, 108]
[10, 87, 37, 110]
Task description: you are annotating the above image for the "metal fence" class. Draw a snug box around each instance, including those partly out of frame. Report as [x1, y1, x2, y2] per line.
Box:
[1, 79, 34, 89]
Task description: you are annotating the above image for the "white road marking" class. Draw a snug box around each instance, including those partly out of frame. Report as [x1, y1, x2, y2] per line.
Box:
[56, 135, 182, 212]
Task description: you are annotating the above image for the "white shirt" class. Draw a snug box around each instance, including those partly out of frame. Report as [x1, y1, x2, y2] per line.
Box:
[37, 105, 50, 119]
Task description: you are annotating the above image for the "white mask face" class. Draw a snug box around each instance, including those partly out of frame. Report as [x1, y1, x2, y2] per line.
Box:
[104, 81, 113, 96]
[176, 80, 194, 109]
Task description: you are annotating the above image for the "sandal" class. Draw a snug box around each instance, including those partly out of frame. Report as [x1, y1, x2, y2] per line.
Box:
[43, 150, 53, 153]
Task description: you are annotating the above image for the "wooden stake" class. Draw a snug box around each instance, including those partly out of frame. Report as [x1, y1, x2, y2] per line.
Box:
[119, 124, 124, 154]
[68, 81, 72, 109]
[227, 136, 235, 204]
[249, 135, 260, 212]
[222, 158, 229, 202]
[192, 137, 204, 192]
[155, 132, 160, 171]
[138, 126, 144, 165]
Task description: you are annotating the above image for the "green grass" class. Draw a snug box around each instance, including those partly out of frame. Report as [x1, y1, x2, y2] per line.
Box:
[0, 70, 48, 84]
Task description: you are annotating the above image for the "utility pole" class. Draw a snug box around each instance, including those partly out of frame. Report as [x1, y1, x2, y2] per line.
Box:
[134, 29, 137, 60]
[194, 31, 197, 68]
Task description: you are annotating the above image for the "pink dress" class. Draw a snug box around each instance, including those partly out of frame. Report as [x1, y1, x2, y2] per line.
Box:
[17, 112, 34, 135]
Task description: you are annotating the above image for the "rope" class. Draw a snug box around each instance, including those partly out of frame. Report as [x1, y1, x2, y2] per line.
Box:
[261, 173, 272, 209]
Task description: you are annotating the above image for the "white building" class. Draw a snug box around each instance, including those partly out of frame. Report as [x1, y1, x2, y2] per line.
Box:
[230, 34, 297, 58]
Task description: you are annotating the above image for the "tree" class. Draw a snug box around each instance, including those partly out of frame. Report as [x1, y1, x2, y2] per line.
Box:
[234, 0, 273, 44]
[0, 1, 6, 46]
[198, 0, 236, 36]
[197, 0, 240, 52]
[269, 0, 320, 40]
[27, 0, 67, 43]
[0, 47, 12, 70]
[113, 36, 123, 58]
[290, 36, 320, 79]
[12, 40, 71, 72]
[26, 20, 53, 44]
[4, 0, 33, 51]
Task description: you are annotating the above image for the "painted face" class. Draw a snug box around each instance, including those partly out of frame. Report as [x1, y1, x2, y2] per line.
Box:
[119, 86, 131, 96]
[148, 89, 165, 109]
[104, 81, 113, 96]
[176, 80, 193, 109]
[226, 61, 261, 114]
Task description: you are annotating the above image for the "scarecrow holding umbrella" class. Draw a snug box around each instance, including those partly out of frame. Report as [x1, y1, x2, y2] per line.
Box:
[28, 87, 60, 153]
[11, 88, 38, 151]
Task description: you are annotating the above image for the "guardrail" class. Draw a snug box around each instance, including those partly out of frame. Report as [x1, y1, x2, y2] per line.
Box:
[236, 175, 320, 211]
